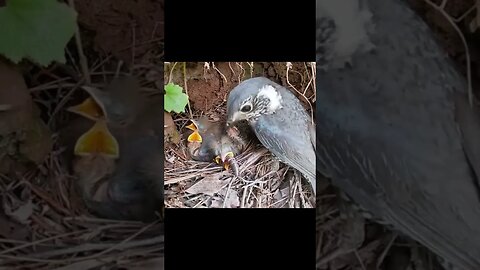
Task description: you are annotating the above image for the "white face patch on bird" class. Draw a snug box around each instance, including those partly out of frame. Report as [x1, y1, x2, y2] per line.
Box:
[257, 85, 283, 113]
[230, 85, 283, 124]
[317, 0, 375, 68]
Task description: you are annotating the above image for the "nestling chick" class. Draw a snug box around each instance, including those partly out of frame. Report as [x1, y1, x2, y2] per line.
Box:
[61, 76, 163, 222]
[185, 116, 252, 176]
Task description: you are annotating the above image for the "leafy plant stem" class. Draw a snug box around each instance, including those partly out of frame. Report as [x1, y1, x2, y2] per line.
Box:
[183, 62, 192, 118]
[68, 0, 90, 84]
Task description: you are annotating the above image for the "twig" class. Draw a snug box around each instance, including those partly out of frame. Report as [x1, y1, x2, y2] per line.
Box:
[424, 0, 473, 107]
[222, 177, 235, 208]
[453, 4, 477, 22]
[69, 220, 161, 262]
[376, 232, 398, 269]
[167, 62, 179, 83]
[286, 62, 315, 123]
[354, 249, 367, 270]
[212, 62, 228, 83]
[28, 235, 163, 259]
[183, 62, 193, 119]
[68, 0, 90, 84]
[0, 230, 88, 255]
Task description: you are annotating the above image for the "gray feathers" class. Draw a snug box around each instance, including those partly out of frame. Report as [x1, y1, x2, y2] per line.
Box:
[316, 0, 480, 269]
[227, 77, 316, 195]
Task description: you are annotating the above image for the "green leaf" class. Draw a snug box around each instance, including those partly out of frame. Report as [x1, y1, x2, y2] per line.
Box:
[0, 0, 77, 66]
[164, 83, 188, 113]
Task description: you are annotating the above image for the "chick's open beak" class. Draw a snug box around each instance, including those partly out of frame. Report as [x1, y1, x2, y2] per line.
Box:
[187, 131, 202, 142]
[67, 97, 104, 121]
[186, 121, 203, 142]
[74, 120, 119, 158]
[185, 122, 197, 131]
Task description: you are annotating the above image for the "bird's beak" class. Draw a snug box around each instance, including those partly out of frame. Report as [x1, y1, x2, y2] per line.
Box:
[186, 120, 203, 142]
[226, 116, 235, 127]
[74, 120, 120, 159]
[81, 86, 110, 116]
[185, 122, 198, 131]
[187, 131, 202, 142]
[67, 97, 104, 121]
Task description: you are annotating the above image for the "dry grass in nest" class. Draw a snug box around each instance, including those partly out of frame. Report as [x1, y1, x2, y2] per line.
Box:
[164, 62, 316, 208]
[0, 41, 164, 268]
[165, 143, 314, 208]
[0, 144, 164, 269]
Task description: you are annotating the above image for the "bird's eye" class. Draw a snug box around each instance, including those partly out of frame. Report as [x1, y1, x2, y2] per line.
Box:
[240, 104, 252, 113]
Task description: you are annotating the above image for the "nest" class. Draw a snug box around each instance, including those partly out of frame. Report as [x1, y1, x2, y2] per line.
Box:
[0, 147, 164, 269]
[0, 64, 164, 269]
[164, 62, 316, 208]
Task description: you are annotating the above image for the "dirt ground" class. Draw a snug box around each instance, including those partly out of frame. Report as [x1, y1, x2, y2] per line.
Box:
[0, 0, 164, 269]
[164, 62, 316, 208]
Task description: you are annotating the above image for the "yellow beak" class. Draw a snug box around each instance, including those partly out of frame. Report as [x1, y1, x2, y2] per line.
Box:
[74, 120, 119, 158]
[67, 97, 104, 121]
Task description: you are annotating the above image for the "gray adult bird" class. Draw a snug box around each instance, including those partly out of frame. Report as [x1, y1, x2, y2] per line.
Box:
[316, 0, 480, 269]
[226, 77, 316, 195]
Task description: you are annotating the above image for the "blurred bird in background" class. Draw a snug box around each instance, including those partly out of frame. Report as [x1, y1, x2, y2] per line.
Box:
[316, 0, 480, 269]
[0, 60, 52, 175]
[61, 76, 163, 222]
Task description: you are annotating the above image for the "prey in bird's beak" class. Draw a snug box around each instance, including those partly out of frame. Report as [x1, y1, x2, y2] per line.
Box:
[214, 151, 239, 176]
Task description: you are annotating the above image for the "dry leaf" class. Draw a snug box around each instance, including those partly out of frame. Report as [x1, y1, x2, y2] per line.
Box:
[0, 60, 52, 173]
[223, 189, 240, 208]
[210, 198, 223, 208]
[0, 60, 33, 135]
[19, 117, 52, 165]
[164, 111, 180, 144]
[186, 173, 228, 196]
[4, 199, 33, 224]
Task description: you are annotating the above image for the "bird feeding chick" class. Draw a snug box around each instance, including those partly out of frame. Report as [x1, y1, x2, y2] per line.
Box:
[185, 116, 252, 176]
[226, 77, 316, 195]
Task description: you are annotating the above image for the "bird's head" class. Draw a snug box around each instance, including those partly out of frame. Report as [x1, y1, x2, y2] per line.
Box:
[185, 116, 211, 143]
[226, 77, 283, 126]
[316, 0, 375, 69]
[81, 76, 143, 128]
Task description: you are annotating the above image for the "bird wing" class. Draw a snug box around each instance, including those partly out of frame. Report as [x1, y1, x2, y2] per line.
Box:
[454, 93, 480, 190]
[316, 0, 480, 268]
[253, 114, 316, 192]
[318, 84, 480, 270]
